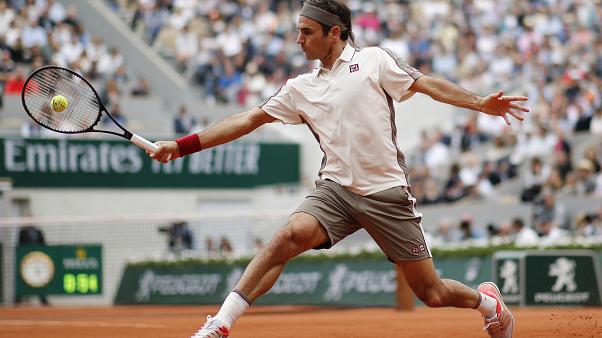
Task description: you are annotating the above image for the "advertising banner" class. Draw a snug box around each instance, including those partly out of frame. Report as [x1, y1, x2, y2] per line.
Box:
[114, 256, 491, 306]
[494, 250, 602, 306]
[0, 138, 300, 188]
[525, 253, 602, 306]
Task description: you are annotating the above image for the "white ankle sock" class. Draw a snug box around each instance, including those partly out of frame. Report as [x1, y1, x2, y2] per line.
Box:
[476, 292, 498, 319]
[215, 291, 250, 328]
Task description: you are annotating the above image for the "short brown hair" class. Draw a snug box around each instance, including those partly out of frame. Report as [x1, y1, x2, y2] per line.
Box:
[304, 0, 353, 41]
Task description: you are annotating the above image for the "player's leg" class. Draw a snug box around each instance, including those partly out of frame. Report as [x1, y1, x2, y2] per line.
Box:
[359, 186, 513, 337]
[191, 212, 329, 338]
[398, 258, 514, 338]
[396, 257, 479, 308]
[235, 212, 329, 300]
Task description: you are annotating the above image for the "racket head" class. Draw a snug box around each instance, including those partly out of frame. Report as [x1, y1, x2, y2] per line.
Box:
[21, 66, 103, 134]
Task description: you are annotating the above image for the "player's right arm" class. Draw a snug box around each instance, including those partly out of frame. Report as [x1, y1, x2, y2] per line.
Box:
[150, 107, 276, 163]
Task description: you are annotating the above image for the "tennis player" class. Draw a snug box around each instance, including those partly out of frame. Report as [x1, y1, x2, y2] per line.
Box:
[150, 1, 526, 337]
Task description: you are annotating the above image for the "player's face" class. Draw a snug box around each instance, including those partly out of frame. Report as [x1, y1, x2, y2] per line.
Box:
[296, 16, 332, 61]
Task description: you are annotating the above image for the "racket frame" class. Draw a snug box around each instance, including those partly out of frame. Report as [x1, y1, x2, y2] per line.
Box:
[22, 65, 158, 152]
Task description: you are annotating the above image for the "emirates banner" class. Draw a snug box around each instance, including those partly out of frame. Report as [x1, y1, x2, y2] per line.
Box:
[0, 137, 300, 188]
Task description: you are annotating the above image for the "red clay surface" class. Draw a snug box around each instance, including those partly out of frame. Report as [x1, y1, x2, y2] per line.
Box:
[0, 305, 601, 338]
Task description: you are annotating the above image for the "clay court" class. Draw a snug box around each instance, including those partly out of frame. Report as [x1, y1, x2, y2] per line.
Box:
[1, 305, 601, 338]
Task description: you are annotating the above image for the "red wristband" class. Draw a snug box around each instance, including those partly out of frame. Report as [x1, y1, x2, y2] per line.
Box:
[175, 134, 202, 156]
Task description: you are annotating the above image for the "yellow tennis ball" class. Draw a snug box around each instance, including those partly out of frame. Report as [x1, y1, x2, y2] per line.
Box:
[51, 95, 68, 112]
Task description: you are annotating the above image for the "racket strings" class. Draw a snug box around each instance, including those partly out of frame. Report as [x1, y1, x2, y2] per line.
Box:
[30, 79, 93, 129]
[26, 76, 95, 131]
[23, 68, 101, 133]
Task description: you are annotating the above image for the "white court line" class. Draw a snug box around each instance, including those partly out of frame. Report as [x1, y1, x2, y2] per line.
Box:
[0, 319, 168, 329]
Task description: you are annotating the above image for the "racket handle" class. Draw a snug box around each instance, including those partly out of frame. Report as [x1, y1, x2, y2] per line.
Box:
[130, 134, 158, 152]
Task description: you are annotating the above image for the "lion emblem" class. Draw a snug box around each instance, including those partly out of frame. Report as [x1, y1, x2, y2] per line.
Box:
[549, 257, 577, 292]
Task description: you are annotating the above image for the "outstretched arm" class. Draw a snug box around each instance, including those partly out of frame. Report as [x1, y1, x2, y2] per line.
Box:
[150, 107, 277, 163]
[409, 76, 528, 125]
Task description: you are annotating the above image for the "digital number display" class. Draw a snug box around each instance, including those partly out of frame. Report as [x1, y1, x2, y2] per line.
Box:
[63, 273, 100, 294]
[17, 245, 103, 297]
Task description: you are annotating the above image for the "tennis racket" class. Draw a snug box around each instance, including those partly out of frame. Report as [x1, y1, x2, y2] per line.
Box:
[21, 65, 158, 153]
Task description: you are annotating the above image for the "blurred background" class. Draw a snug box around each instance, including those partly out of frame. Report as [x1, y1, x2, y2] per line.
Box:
[0, 0, 601, 310]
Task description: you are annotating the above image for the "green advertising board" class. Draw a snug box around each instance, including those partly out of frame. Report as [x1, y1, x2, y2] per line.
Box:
[492, 252, 523, 305]
[0, 138, 300, 188]
[493, 250, 602, 307]
[115, 259, 397, 306]
[114, 256, 491, 306]
[16, 245, 103, 296]
[525, 252, 602, 306]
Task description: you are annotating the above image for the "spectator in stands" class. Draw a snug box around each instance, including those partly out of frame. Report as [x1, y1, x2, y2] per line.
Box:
[434, 218, 460, 244]
[573, 158, 597, 195]
[175, 23, 198, 71]
[205, 236, 217, 258]
[583, 146, 601, 174]
[591, 108, 602, 135]
[0, 49, 15, 109]
[162, 221, 194, 255]
[545, 168, 565, 194]
[3, 65, 25, 95]
[552, 150, 573, 182]
[97, 47, 124, 77]
[537, 215, 570, 246]
[100, 78, 121, 107]
[521, 157, 550, 202]
[130, 75, 150, 97]
[511, 218, 539, 247]
[460, 114, 488, 152]
[443, 163, 465, 202]
[459, 152, 481, 197]
[424, 129, 451, 170]
[458, 214, 485, 241]
[420, 176, 442, 205]
[481, 161, 501, 186]
[595, 168, 602, 197]
[216, 59, 243, 104]
[532, 188, 569, 232]
[174, 104, 196, 136]
[574, 213, 599, 237]
[219, 237, 233, 258]
[0, 1, 15, 37]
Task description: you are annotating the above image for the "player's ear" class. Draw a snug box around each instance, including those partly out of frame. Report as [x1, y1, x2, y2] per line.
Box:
[330, 26, 341, 40]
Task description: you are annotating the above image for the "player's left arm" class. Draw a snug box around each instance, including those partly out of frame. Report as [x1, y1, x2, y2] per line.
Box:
[409, 75, 528, 125]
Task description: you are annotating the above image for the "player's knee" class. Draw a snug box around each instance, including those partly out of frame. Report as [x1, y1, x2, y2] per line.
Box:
[415, 284, 446, 308]
[266, 227, 300, 262]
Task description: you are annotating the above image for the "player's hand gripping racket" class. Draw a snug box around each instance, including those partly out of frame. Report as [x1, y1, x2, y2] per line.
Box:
[21, 65, 159, 153]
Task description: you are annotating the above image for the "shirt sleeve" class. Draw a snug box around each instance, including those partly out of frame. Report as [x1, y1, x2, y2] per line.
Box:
[378, 48, 424, 102]
[258, 80, 303, 125]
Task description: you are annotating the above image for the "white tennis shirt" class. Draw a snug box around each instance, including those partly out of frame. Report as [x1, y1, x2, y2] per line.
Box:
[260, 43, 423, 195]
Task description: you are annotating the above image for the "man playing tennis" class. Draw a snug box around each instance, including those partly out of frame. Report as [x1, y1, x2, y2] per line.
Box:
[150, 1, 527, 337]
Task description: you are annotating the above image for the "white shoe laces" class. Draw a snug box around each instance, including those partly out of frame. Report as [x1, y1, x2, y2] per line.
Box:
[483, 313, 505, 334]
[191, 316, 227, 338]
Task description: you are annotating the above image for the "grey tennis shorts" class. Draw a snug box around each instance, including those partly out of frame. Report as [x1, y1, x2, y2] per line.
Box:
[294, 179, 431, 262]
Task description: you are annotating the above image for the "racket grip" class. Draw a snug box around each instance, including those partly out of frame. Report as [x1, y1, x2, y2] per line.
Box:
[130, 134, 158, 152]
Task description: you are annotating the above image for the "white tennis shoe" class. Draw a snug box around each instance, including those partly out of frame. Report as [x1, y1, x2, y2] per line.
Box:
[478, 282, 514, 338]
[191, 315, 230, 338]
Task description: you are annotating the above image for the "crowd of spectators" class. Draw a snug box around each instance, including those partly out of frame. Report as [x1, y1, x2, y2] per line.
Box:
[0, 0, 150, 130]
[430, 205, 602, 249]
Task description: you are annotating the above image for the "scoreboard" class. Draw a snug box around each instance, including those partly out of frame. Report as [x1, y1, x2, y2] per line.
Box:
[16, 245, 102, 296]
